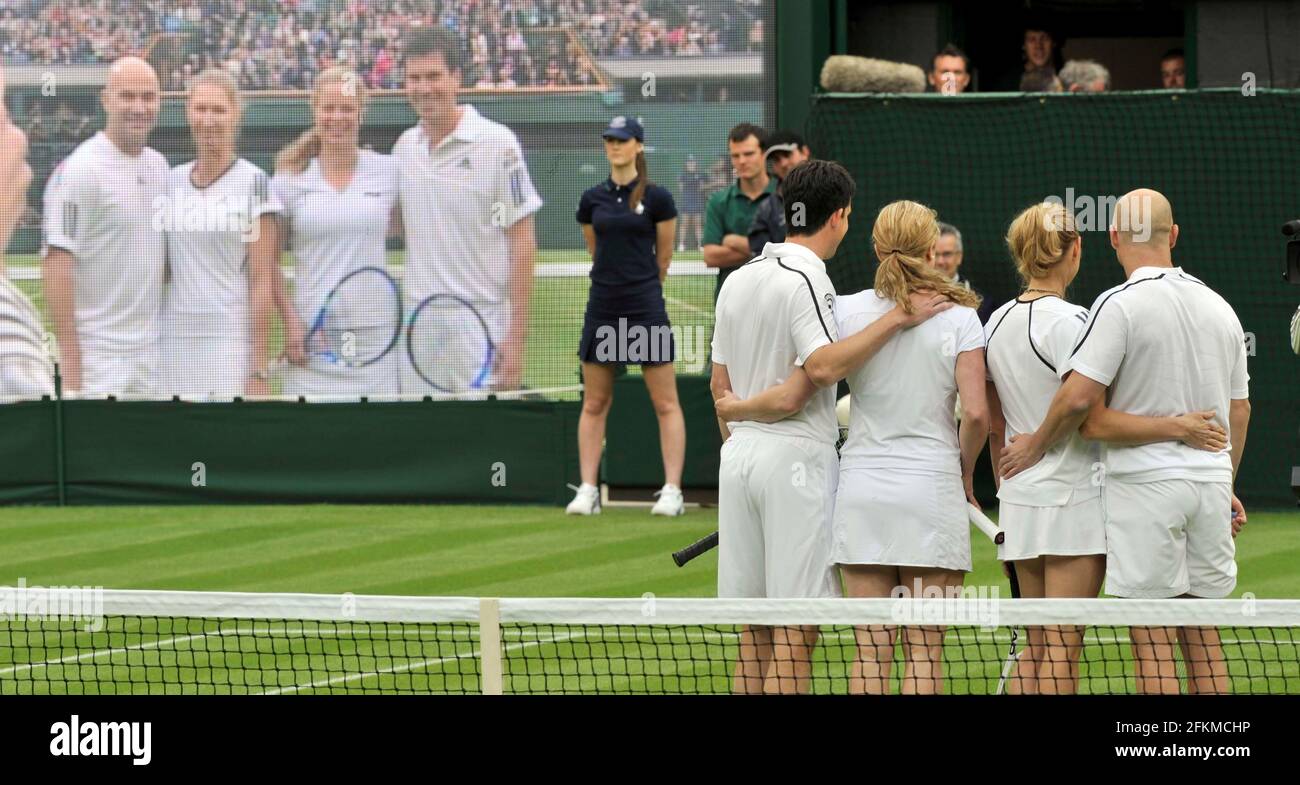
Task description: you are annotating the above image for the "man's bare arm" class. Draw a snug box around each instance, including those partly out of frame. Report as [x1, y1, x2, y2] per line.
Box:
[715, 368, 818, 423]
[42, 247, 81, 390]
[802, 293, 952, 388]
[998, 371, 1107, 479]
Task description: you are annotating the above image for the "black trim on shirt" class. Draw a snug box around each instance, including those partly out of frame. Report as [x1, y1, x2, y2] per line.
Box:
[1026, 298, 1056, 374]
[1070, 274, 1165, 357]
[189, 158, 241, 191]
[777, 259, 833, 344]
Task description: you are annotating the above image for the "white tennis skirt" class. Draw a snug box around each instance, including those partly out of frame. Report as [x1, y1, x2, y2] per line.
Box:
[832, 466, 971, 572]
[997, 487, 1105, 562]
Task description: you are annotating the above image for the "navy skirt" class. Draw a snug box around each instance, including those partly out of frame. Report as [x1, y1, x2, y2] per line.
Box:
[578, 298, 675, 366]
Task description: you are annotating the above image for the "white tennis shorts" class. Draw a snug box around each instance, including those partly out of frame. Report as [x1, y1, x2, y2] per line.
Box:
[78, 345, 158, 397]
[160, 335, 248, 397]
[997, 487, 1105, 562]
[1103, 478, 1236, 599]
[717, 430, 840, 599]
[0, 353, 53, 399]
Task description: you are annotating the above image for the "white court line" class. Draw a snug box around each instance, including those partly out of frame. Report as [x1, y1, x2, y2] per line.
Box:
[0, 624, 476, 679]
[665, 295, 709, 318]
[1, 631, 222, 678]
[258, 629, 585, 695]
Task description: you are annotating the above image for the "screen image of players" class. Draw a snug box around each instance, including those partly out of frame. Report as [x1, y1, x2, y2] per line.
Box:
[159, 69, 280, 398]
[41, 57, 168, 397]
[1000, 189, 1251, 694]
[270, 67, 401, 396]
[394, 26, 541, 396]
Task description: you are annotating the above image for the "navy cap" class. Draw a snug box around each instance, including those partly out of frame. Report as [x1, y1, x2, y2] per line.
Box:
[602, 115, 644, 142]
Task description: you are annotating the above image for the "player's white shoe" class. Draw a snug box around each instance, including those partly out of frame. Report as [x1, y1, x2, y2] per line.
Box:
[565, 483, 601, 515]
[651, 484, 685, 517]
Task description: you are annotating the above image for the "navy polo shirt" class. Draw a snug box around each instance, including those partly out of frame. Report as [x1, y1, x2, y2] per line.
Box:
[577, 178, 678, 310]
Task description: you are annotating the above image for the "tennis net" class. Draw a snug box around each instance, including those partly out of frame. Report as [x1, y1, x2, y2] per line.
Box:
[3, 589, 1298, 695]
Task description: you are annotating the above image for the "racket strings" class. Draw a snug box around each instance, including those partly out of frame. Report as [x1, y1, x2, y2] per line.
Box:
[407, 296, 495, 393]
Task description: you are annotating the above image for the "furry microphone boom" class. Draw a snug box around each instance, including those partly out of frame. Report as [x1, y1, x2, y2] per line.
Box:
[821, 55, 927, 94]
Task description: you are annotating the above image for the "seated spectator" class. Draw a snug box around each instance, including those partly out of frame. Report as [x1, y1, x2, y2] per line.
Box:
[1060, 59, 1110, 93]
[1161, 47, 1186, 89]
[929, 44, 971, 94]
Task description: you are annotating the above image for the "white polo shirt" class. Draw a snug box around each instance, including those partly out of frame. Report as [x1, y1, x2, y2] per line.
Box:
[1070, 266, 1249, 484]
[393, 105, 543, 310]
[711, 242, 839, 444]
[41, 131, 168, 352]
[985, 295, 1100, 505]
[271, 151, 400, 325]
[836, 290, 985, 474]
[161, 159, 282, 339]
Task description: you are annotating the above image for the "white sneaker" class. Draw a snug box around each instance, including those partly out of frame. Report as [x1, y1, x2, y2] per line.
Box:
[565, 483, 601, 515]
[651, 484, 685, 517]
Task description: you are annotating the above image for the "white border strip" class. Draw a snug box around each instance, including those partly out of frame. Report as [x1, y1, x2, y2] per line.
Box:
[499, 598, 1300, 628]
[6, 590, 1299, 628]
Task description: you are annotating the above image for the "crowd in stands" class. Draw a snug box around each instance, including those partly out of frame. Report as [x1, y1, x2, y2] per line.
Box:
[0, 1, 764, 91]
[927, 24, 1185, 95]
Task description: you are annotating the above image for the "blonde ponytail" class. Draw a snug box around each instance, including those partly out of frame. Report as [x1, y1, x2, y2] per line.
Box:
[872, 200, 981, 312]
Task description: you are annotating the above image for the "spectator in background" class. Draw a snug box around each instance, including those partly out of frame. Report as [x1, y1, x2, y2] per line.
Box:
[929, 44, 971, 95]
[1060, 59, 1110, 93]
[1161, 48, 1186, 89]
[702, 122, 775, 300]
[1013, 22, 1064, 91]
[934, 222, 994, 324]
[676, 155, 705, 252]
[748, 130, 810, 255]
[1021, 68, 1064, 93]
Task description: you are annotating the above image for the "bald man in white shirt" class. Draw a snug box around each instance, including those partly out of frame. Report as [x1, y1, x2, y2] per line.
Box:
[42, 57, 168, 396]
[1000, 188, 1251, 694]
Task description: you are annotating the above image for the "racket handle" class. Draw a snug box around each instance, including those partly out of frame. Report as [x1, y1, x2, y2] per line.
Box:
[672, 531, 719, 567]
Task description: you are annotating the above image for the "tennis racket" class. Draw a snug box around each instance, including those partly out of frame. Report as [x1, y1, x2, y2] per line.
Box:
[672, 531, 719, 567]
[996, 559, 1023, 695]
[274, 266, 403, 372]
[406, 294, 496, 393]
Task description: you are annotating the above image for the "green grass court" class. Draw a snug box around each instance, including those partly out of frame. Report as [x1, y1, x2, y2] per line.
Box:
[4, 249, 716, 394]
[2, 505, 1298, 694]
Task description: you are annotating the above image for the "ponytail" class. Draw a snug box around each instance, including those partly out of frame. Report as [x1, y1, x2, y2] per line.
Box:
[275, 128, 321, 175]
[629, 150, 649, 213]
[872, 200, 981, 312]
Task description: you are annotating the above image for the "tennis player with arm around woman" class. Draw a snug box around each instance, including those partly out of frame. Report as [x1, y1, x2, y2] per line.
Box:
[271, 67, 401, 396]
[159, 69, 279, 397]
[565, 116, 685, 516]
[719, 200, 986, 694]
[985, 202, 1229, 694]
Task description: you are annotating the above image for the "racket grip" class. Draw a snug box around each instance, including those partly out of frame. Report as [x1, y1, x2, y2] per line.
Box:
[672, 531, 719, 567]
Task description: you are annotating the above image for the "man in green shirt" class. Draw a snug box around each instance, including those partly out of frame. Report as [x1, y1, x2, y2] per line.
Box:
[702, 123, 776, 299]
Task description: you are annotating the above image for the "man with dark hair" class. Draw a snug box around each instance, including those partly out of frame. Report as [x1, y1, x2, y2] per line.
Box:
[394, 25, 542, 395]
[710, 159, 952, 693]
[747, 129, 810, 255]
[1161, 48, 1186, 89]
[702, 122, 775, 299]
[929, 44, 971, 94]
